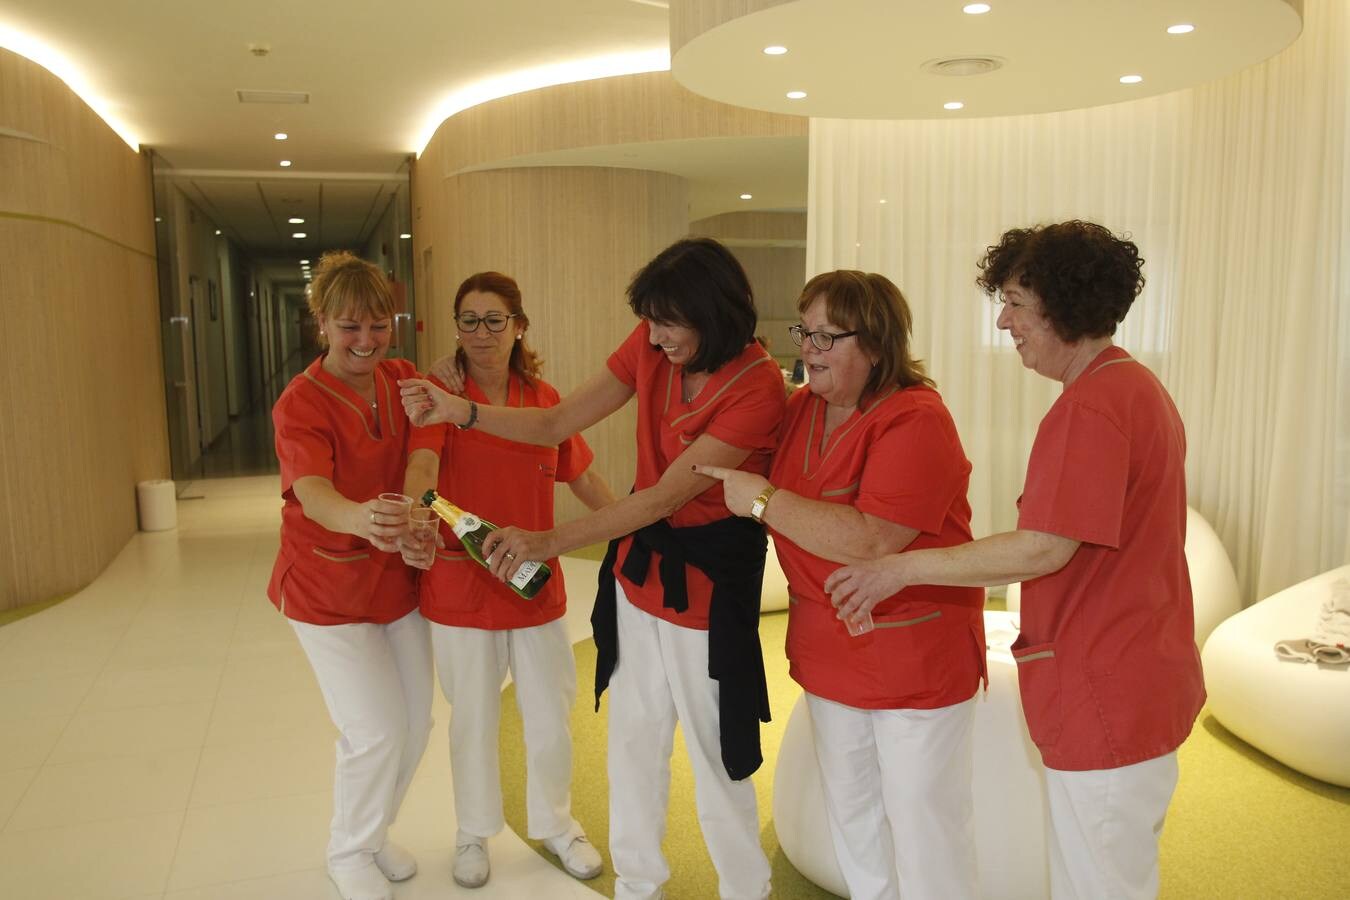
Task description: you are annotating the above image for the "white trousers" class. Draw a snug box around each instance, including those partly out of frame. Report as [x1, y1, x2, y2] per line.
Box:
[608, 586, 771, 900]
[430, 617, 578, 841]
[290, 608, 434, 873]
[1045, 752, 1180, 900]
[806, 692, 979, 900]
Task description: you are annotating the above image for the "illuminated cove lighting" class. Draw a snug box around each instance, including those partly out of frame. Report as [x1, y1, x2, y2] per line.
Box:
[413, 47, 671, 156]
[0, 23, 141, 150]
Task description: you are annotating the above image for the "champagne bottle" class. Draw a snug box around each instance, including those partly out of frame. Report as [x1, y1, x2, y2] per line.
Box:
[421, 489, 552, 600]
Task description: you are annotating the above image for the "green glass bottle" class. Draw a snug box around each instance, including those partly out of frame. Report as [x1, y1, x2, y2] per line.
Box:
[421, 489, 552, 600]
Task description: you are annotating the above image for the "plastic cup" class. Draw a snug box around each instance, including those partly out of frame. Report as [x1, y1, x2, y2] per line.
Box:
[845, 610, 875, 637]
[377, 492, 414, 520]
[409, 507, 438, 540]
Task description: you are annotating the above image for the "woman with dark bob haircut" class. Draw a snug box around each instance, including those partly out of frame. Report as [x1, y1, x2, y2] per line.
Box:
[402, 237, 786, 900]
[695, 270, 984, 899]
[827, 220, 1204, 900]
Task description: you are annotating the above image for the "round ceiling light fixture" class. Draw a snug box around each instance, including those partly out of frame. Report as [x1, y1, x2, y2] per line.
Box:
[786, 90, 807, 99]
[739, 193, 753, 200]
[292, 232, 307, 238]
[1167, 23, 1195, 35]
[288, 217, 304, 224]
[963, 3, 992, 14]
[274, 132, 288, 140]
[763, 45, 787, 55]
[922, 56, 1005, 77]
[1119, 74, 1143, 84]
[944, 101, 965, 110]
[279, 159, 292, 167]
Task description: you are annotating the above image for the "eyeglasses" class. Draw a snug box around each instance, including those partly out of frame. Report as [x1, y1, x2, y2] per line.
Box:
[789, 324, 859, 351]
[455, 313, 518, 333]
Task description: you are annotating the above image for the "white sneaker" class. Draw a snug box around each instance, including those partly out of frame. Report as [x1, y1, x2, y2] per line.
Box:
[543, 829, 603, 880]
[373, 841, 417, 881]
[327, 861, 392, 900]
[453, 834, 490, 889]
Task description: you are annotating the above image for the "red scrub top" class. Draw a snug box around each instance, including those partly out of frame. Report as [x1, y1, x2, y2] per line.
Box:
[772, 385, 985, 710]
[268, 356, 420, 626]
[1014, 346, 1205, 771]
[408, 373, 593, 630]
[606, 320, 786, 629]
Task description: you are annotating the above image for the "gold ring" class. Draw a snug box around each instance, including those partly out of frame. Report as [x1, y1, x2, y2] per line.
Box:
[504, 552, 516, 560]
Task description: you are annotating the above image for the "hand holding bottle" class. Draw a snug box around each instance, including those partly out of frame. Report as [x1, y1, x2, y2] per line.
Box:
[480, 526, 557, 584]
[421, 491, 553, 600]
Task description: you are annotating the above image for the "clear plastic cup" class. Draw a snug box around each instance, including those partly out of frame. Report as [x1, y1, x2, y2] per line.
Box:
[845, 610, 875, 637]
[408, 507, 438, 540]
[377, 492, 414, 520]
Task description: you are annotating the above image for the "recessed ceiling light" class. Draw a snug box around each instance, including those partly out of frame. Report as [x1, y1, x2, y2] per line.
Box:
[214, 229, 221, 235]
[963, 3, 992, 14]
[300, 259, 310, 264]
[292, 232, 307, 238]
[399, 233, 412, 239]
[274, 132, 288, 140]
[154, 216, 162, 223]
[1119, 74, 1143, 84]
[763, 45, 787, 56]
[879, 199, 887, 204]
[944, 101, 965, 110]
[279, 160, 292, 167]
[1167, 24, 1195, 35]
[739, 193, 753, 200]
[288, 217, 305, 224]
[786, 90, 807, 100]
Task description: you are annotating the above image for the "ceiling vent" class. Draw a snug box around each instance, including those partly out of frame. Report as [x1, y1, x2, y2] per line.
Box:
[921, 56, 1005, 77]
[236, 89, 310, 104]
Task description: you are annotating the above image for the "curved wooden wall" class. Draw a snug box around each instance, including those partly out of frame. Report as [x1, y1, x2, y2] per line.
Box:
[0, 48, 168, 611]
[414, 72, 802, 524]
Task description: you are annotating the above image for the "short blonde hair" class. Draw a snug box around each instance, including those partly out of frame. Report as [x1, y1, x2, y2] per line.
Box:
[307, 251, 395, 342]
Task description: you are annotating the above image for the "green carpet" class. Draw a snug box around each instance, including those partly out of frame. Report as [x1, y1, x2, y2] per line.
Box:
[498, 610, 1349, 899]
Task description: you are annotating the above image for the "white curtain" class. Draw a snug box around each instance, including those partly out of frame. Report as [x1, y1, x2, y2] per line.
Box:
[806, 0, 1349, 604]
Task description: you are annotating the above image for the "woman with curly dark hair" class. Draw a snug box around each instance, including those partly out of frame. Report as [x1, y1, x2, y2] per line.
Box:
[826, 221, 1205, 900]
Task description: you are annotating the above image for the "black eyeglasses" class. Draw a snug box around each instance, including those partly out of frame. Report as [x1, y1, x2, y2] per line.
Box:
[789, 324, 859, 351]
[455, 313, 518, 333]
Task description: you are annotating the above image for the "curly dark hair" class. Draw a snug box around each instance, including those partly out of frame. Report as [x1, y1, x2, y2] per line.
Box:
[976, 220, 1145, 341]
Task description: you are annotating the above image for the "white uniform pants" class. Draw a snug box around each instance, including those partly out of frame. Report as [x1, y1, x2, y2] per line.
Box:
[806, 692, 979, 900]
[290, 608, 434, 873]
[430, 617, 578, 841]
[608, 586, 771, 900]
[1045, 752, 1180, 900]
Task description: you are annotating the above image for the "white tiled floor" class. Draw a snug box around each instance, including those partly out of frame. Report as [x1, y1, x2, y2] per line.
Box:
[0, 476, 605, 900]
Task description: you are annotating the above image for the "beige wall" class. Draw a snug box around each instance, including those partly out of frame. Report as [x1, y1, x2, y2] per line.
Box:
[0, 49, 169, 611]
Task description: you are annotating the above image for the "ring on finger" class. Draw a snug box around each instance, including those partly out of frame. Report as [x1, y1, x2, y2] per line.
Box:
[504, 551, 516, 560]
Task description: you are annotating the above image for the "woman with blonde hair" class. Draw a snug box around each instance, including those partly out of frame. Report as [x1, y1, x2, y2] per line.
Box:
[268, 251, 435, 900]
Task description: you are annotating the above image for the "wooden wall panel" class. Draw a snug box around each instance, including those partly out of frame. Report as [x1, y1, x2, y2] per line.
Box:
[427, 71, 805, 177]
[415, 165, 689, 525]
[0, 48, 167, 611]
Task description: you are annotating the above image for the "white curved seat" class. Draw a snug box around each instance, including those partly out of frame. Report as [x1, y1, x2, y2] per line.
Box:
[773, 612, 1051, 898]
[761, 535, 790, 612]
[1004, 506, 1240, 646]
[1201, 565, 1350, 788]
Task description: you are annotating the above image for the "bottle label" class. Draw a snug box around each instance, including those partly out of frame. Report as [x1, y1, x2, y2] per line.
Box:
[510, 560, 542, 590]
[451, 514, 480, 539]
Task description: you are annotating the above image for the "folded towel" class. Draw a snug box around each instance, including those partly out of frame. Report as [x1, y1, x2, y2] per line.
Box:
[1274, 579, 1350, 665]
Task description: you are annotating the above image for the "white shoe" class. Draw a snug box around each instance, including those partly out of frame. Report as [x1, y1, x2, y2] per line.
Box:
[453, 834, 490, 889]
[328, 861, 392, 900]
[374, 841, 417, 881]
[543, 829, 603, 880]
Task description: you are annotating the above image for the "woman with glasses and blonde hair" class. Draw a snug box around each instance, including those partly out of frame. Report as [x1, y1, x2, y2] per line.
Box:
[268, 250, 435, 900]
[696, 270, 984, 900]
[400, 271, 615, 889]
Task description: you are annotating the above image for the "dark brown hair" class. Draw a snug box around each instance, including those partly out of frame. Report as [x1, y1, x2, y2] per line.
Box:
[453, 271, 543, 385]
[626, 238, 757, 374]
[797, 270, 934, 400]
[976, 220, 1145, 341]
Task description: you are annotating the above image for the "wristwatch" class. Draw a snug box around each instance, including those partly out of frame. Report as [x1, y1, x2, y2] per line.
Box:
[749, 484, 778, 524]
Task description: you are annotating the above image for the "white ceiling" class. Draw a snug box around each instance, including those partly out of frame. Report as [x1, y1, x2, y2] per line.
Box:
[1, 0, 1304, 252]
[674, 0, 1303, 119]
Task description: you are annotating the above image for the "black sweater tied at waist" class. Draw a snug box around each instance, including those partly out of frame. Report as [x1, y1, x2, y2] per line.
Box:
[591, 514, 771, 781]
